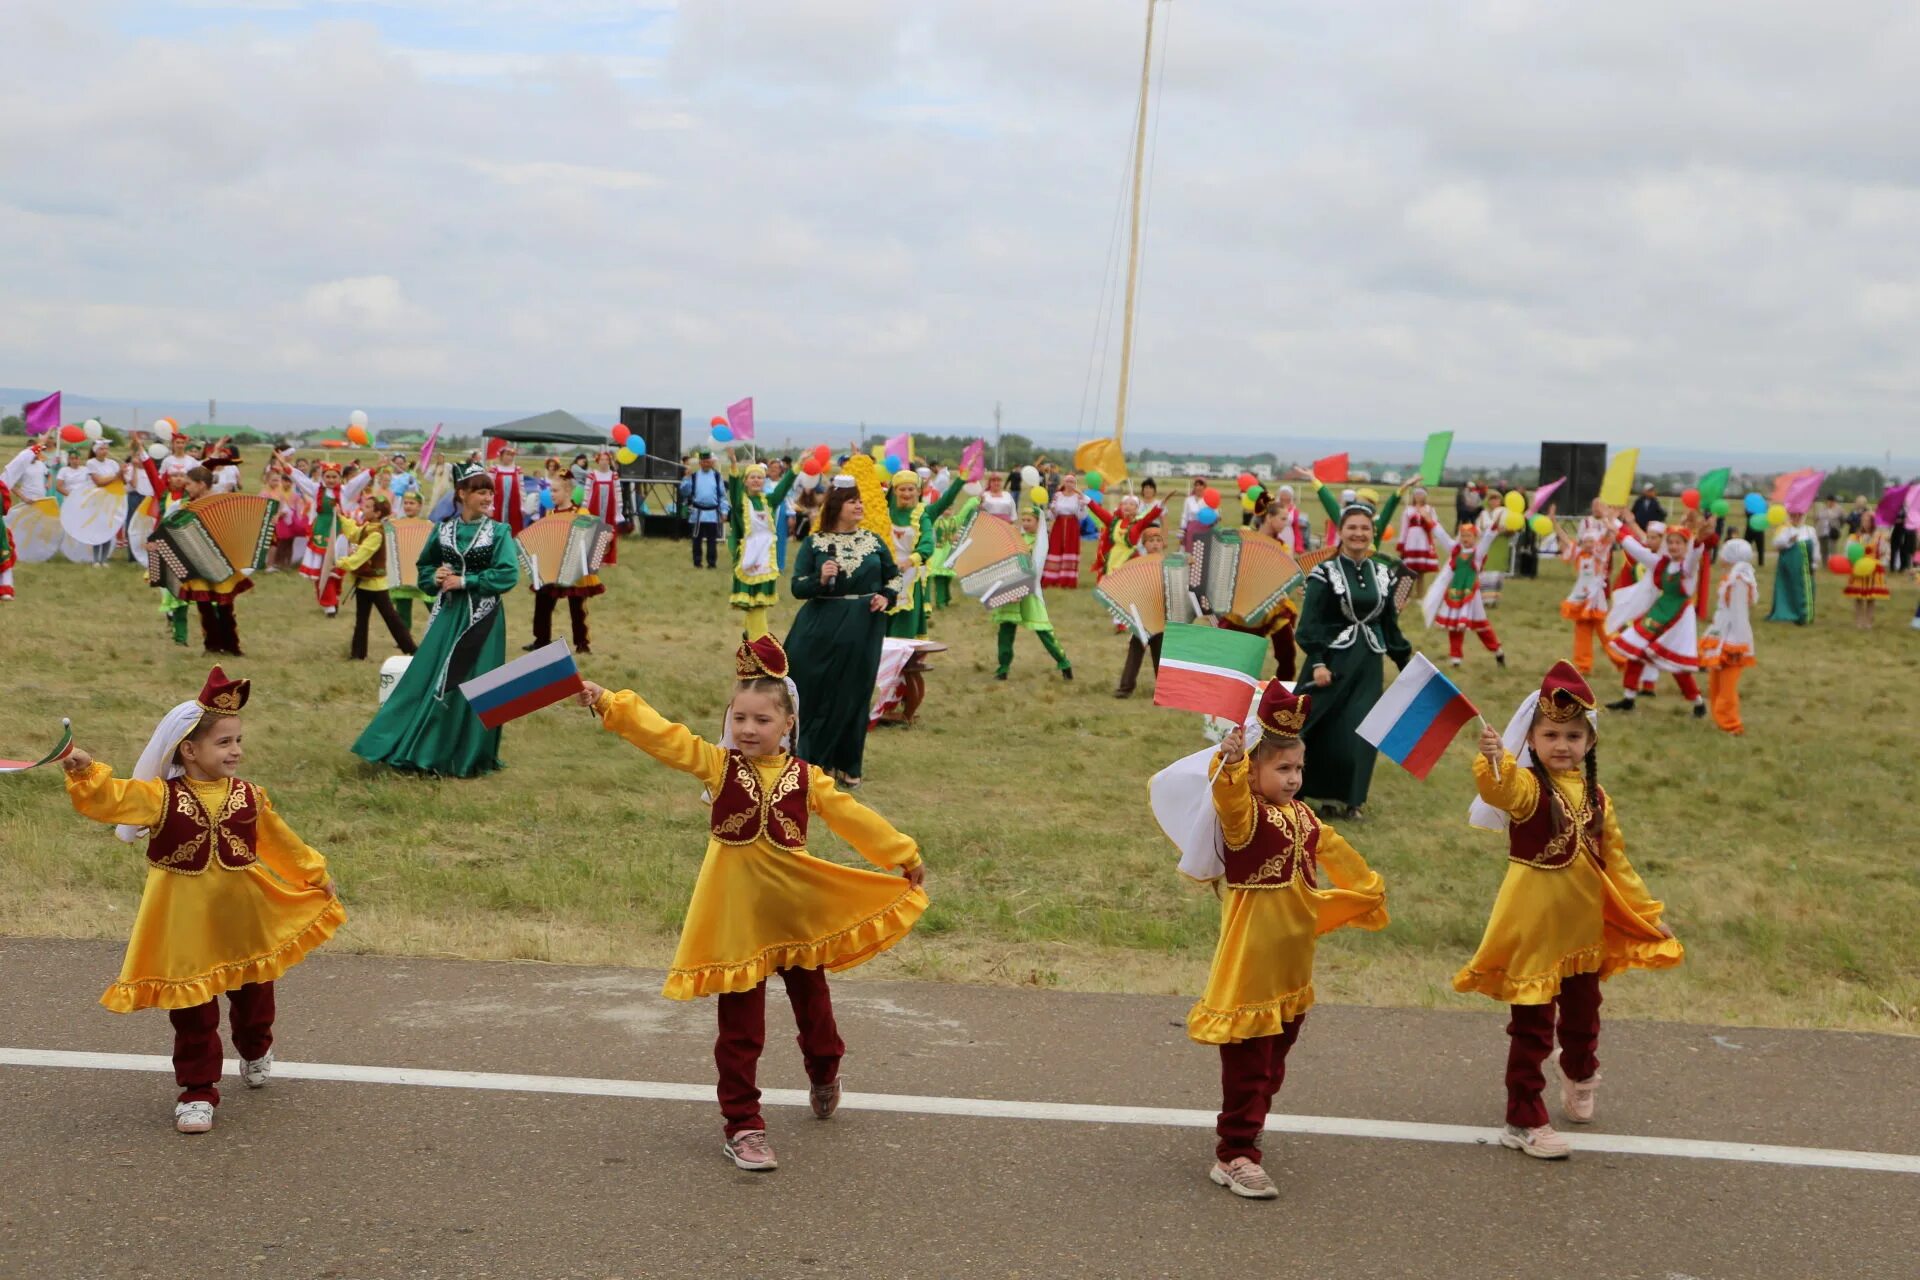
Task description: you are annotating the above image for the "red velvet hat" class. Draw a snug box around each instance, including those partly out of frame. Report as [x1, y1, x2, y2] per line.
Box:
[736, 635, 789, 681]
[195, 666, 251, 716]
[1255, 681, 1310, 739]
[1537, 660, 1594, 723]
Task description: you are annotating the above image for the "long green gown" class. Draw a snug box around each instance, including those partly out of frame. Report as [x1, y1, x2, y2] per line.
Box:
[1294, 552, 1412, 810]
[886, 480, 965, 639]
[1765, 526, 1815, 625]
[352, 516, 520, 777]
[784, 527, 901, 779]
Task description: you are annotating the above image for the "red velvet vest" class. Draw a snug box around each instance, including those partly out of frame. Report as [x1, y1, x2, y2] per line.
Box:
[1508, 776, 1606, 870]
[709, 752, 810, 852]
[145, 777, 261, 875]
[1224, 798, 1321, 889]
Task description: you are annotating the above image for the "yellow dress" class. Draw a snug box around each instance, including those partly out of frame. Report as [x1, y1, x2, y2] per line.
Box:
[65, 764, 345, 1012]
[1187, 757, 1388, 1044]
[595, 690, 927, 1000]
[1453, 752, 1683, 1004]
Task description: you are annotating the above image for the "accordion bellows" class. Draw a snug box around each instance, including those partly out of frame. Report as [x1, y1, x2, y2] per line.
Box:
[1094, 550, 1190, 638]
[146, 495, 279, 592]
[948, 509, 1035, 608]
[517, 513, 613, 589]
[382, 517, 435, 579]
[1186, 529, 1306, 628]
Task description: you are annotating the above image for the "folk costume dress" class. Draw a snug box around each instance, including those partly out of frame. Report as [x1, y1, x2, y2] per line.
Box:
[1042, 487, 1088, 588]
[1604, 532, 1705, 703]
[1294, 550, 1413, 811]
[885, 475, 964, 639]
[336, 513, 418, 661]
[1459, 664, 1682, 1131]
[1765, 520, 1817, 625]
[784, 523, 900, 781]
[1396, 502, 1442, 575]
[1559, 538, 1612, 675]
[1843, 531, 1890, 601]
[1088, 500, 1164, 577]
[1699, 540, 1757, 735]
[582, 467, 623, 565]
[727, 464, 799, 639]
[352, 512, 520, 777]
[993, 523, 1072, 679]
[288, 467, 373, 613]
[1421, 524, 1505, 664]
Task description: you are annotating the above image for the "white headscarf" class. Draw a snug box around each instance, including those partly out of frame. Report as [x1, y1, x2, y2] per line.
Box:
[703, 678, 803, 802]
[1150, 682, 1291, 881]
[115, 699, 204, 843]
[1467, 691, 1597, 833]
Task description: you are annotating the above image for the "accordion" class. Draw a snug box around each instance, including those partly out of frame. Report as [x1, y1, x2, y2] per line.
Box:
[518, 513, 613, 590]
[1094, 551, 1193, 640]
[948, 508, 1036, 608]
[382, 516, 436, 581]
[1185, 529, 1306, 628]
[146, 494, 279, 593]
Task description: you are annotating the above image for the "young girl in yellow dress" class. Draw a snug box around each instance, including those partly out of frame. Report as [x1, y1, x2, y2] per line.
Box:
[1173, 682, 1388, 1199]
[576, 636, 927, 1172]
[1843, 513, 1890, 629]
[58, 667, 344, 1135]
[1460, 661, 1683, 1160]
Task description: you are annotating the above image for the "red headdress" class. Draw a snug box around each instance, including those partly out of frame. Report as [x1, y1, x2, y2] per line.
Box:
[736, 635, 789, 681]
[1255, 681, 1310, 740]
[1535, 660, 1594, 723]
[196, 665, 251, 715]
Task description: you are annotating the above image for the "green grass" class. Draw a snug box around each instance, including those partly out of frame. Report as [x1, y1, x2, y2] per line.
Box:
[3, 480, 1917, 1033]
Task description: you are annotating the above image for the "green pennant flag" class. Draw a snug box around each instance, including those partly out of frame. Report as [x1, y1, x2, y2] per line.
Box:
[1698, 467, 1732, 507]
[1419, 431, 1454, 486]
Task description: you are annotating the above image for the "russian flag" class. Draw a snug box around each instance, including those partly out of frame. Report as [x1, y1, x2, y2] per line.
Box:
[1355, 653, 1479, 781]
[458, 642, 584, 729]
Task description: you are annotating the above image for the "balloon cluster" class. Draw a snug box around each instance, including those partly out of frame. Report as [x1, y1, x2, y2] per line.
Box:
[711, 414, 734, 445]
[794, 443, 833, 489]
[611, 422, 644, 465]
[1830, 541, 1878, 577]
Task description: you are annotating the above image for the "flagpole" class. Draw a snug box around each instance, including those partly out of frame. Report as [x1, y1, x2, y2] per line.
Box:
[1477, 715, 1501, 781]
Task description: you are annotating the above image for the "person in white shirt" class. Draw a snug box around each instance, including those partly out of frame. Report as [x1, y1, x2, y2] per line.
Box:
[81, 440, 125, 564]
[159, 434, 196, 483]
[54, 451, 89, 500]
[2, 440, 52, 503]
[980, 471, 1017, 521]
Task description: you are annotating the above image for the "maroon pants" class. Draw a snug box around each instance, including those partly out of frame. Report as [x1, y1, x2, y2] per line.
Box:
[1447, 624, 1501, 659]
[1269, 620, 1297, 682]
[167, 982, 275, 1105]
[714, 968, 844, 1136]
[1215, 1015, 1305, 1164]
[1504, 971, 1601, 1128]
[1621, 660, 1700, 701]
[531, 590, 590, 652]
[194, 601, 241, 656]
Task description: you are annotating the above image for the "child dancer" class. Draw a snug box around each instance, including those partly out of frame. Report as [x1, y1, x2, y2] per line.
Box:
[289, 460, 373, 617]
[1699, 538, 1757, 735]
[1088, 492, 1164, 578]
[727, 459, 798, 641]
[391, 489, 429, 633]
[1558, 526, 1613, 675]
[576, 637, 927, 1171]
[1114, 524, 1170, 698]
[1844, 514, 1890, 629]
[1604, 518, 1706, 715]
[1422, 520, 1508, 669]
[57, 667, 344, 1134]
[1183, 683, 1388, 1198]
[994, 507, 1073, 681]
[924, 491, 978, 612]
[1395, 485, 1442, 591]
[527, 488, 605, 655]
[1461, 661, 1682, 1159]
[337, 492, 418, 661]
[142, 464, 249, 656]
[582, 448, 624, 565]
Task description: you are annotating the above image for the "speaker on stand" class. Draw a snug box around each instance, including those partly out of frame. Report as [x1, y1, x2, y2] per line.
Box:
[619, 406, 684, 539]
[1539, 441, 1608, 517]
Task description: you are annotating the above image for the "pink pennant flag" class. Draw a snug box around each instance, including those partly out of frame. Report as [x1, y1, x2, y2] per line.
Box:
[1906, 483, 1920, 530]
[419, 423, 443, 473]
[960, 439, 985, 482]
[726, 397, 756, 442]
[1526, 476, 1566, 516]
[1783, 470, 1825, 515]
[23, 391, 61, 438]
[1875, 483, 1912, 526]
[884, 432, 911, 464]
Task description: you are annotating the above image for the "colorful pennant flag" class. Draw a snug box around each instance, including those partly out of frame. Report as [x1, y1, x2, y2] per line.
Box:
[1527, 476, 1566, 516]
[1073, 437, 1129, 485]
[726, 396, 756, 442]
[1355, 654, 1479, 781]
[1419, 432, 1453, 486]
[1783, 470, 1825, 515]
[1697, 467, 1732, 508]
[1875, 484, 1912, 527]
[1312, 453, 1350, 484]
[1597, 448, 1640, 508]
[0, 719, 74, 773]
[419, 423, 443, 473]
[22, 391, 61, 438]
[458, 642, 584, 728]
[959, 439, 985, 483]
[1154, 623, 1268, 721]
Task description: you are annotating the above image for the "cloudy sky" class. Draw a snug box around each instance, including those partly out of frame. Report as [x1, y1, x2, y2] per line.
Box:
[3, 0, 1918, 452]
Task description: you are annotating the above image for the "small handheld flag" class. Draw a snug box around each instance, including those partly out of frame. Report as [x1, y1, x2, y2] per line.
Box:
[1419, 432, 1453, 486]
[1598, 448, 1640, 508]
[1355, 654, 1479, 781]
[458, 643, 584, 729]
[1, 719, 75, 773]
[726, 396, 756, 442]
[1154, 623, 1269, 722]
[1312, 452, 1350, 485]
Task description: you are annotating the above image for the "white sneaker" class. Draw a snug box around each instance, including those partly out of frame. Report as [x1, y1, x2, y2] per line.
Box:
[1209, 1156, 1279, 1199]
[1500, 1122, 1570, 1159]
[242, 1050, 273, 1089]
[174, 1101, 215, 1134]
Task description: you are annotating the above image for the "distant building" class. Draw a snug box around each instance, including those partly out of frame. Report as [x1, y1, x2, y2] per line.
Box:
[1138, 459, 1175, 479]
[1251, 464, 1275, 482]
[1181, 460, 1213, 478]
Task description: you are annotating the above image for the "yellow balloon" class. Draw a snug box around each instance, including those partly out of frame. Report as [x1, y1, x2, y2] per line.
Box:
[1854, 557, 1879, 577]
[1501, 508, 1524, 532]
[1530, 515, 1553, 536]
[1503, 490, 1525, 513]
[1027, 485, 1048, 507]
[1767, 503, 1787, 526]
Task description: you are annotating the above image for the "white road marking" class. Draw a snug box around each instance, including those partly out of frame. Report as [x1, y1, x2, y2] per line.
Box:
[6, 1045, 1917, 1176]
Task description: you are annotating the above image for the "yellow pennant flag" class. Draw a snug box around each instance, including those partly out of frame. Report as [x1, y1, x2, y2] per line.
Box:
[1598, 448, 1640, 508]
[1073, 437, 1128, 486]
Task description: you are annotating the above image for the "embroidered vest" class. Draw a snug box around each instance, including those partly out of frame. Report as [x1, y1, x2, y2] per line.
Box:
[709, 751, 810, 851]
[353, 528, 387, 579]
[1507, 778, 1606, 871]
[145, 778, 261, 875]
[1223, 798, 1322, 889]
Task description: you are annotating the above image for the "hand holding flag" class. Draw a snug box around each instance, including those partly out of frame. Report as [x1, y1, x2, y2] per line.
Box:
[1355, 654, 1480, 781]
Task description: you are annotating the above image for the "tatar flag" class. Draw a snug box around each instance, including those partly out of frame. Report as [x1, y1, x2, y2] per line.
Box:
[1355, 653, 1479, 781]
[1154, 623, 1269, 721]
[459, 642, 584, 728]
[1311, 453, 1350, 484]
[0, 719, 74, 773]
[726, 396, 756, 442]
[1597, 448, 1640, 508]
[23, 391, 61, 438]
[1419, 432, 1453, 486]
[1074, 437, 1128, 485]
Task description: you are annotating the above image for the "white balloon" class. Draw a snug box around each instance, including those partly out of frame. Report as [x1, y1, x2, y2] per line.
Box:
[963, 481, 983, 497]
[795, 470, 821, 491]
[83, 419, 103, 439]
[146, 442, 169, 461]
[349, 410, 369, 429]
[1021, 465, 1040, 489]
[153, 418, 173, 438]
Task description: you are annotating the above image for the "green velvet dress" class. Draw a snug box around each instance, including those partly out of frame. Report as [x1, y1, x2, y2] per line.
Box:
[1294, 552, 1412, 809]
[886, 481, 964, 640]
[1765, 527, 1815, 625]
[352, 516, 520, 778]
[784, 528, 900, 779]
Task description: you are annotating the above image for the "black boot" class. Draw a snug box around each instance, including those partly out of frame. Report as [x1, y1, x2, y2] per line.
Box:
[1605, 697, 1635, 711]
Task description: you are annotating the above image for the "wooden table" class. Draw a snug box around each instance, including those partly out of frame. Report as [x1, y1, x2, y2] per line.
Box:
[878, 642, 947, 727]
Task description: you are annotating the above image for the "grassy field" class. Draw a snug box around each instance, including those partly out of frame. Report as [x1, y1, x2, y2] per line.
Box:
[3, 483, 1917, 1034]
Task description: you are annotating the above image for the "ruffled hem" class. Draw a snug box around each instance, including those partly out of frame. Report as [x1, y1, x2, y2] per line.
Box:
[1598, 933, 1686, 979]
[1451, 942, 1606, 1005]
[1560, 600, 1608, 622]
[1398, 553, 1439, 573]
[1186, 983, 1316, 1045]
[728, 585, 780, 609]
[661, 885, 928, 1001]
[101, 897, 345, 1013]
[1843, 584, 1889, 600]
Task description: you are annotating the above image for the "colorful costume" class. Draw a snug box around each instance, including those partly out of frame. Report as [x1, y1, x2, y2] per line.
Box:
[1699, 539, 1757, 735]
[288, 467, 373, 614]
[1459, 664, 1682, 1136]
[1765, 520, 1816, 625]
[527, 503, 607, 655]
[581, 467, 623, 565]
[337, 513, 418, 661]
[588, 637, 925, 1142]
[141, 458, 249, 656]
[1604, 530, 1705, 708]
[0, 478, 14, 601]
[726, 463, 799, 640]
[1042, 486, 1087, 587]
[1294, 545, 1412, 812]
[1396, 501, 1441, 574]
[1088, 499, 1163, 576]
[993, 518, 1072, 679]
[488, 461, 527, 536]
[1558, 536, 1612, 675]
[1843, 531, 1889, 600]
[783, 513, 900, 782]
[923, 490, 973, 610]
[62, 669, 343, 1110]
[1421, 524, 1505, 665]
[885, 473, 964, 639]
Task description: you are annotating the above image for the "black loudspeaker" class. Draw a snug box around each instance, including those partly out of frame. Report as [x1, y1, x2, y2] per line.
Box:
[619, 406, 685, 538]
[1538, 442, 1607, 515]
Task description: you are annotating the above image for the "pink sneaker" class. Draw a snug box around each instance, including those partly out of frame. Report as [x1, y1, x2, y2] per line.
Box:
[809, 1080, 841, 1120]
[1209, 1156, 1279, 1199]
[1501, 1123, 1571, 1159]
[722, 1129, 778, 1171]
[1560, 1067, 1601, 1124]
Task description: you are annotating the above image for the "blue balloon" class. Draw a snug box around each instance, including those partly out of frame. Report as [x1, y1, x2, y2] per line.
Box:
[713, 424, 734, 443]
[1743, 491, 1766, 514]
[1086, 489, 1104, 505]
[538, 488, 555, 512]
[631, 437, 645, 456]
[1196, 506, 1220, 526]
[885, 453, 904, 473]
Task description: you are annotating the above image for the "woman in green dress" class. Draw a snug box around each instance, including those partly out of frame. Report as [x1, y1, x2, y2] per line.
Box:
[1294, 499, 1412, 820]
[784, 477, 901, 788]
[1765, 513, 1817, 625]
[885, 468, 965, 640]
[353, 464, 521, 778]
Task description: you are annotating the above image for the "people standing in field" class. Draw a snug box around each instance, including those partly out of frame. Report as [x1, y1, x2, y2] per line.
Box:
[576, 636, 927, 1172]
[1461, 662, 1682, 1160]
[1843, 513, 1890, 629]
[1698, 538, 1757, 735]
[336, 491, 418, 662]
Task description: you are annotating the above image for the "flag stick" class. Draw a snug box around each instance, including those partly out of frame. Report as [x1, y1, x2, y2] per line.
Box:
[1477, 714, 1501, 781]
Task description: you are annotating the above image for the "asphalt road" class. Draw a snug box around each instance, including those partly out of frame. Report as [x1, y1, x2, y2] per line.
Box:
[1, 937, 1914, 1280]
